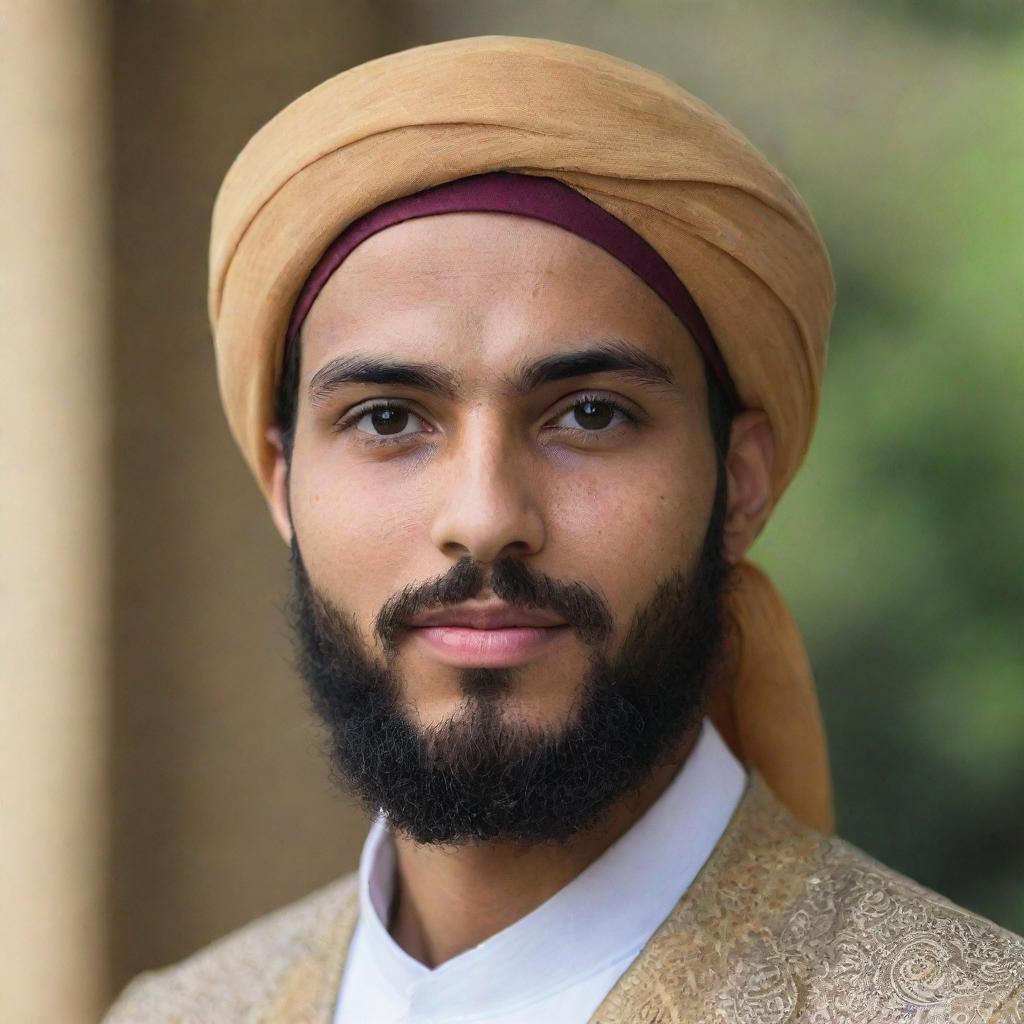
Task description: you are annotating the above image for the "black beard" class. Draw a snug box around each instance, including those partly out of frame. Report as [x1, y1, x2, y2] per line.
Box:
[285, 471, 732, 847]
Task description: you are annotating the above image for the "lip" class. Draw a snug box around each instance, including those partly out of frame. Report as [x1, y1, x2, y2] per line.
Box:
[409, 601, 567, 631]
[409, 624, 572, 667]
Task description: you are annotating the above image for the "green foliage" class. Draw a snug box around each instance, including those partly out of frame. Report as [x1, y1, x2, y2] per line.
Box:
[754, 23, 1024, 929]
[856, 0, 1024, 37]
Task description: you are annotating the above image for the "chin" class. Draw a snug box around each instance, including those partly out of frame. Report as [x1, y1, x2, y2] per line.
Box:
[407, 678, 582, 737]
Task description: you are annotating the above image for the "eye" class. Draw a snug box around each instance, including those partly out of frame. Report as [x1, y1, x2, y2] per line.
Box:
[339, 401, 428, 444]
[550, 394, 639, 435]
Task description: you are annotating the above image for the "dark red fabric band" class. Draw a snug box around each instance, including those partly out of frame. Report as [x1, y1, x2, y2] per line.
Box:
[286, 171, 739, 410]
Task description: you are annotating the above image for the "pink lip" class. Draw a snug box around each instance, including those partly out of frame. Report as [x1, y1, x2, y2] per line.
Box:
[410, 625, 572, 667]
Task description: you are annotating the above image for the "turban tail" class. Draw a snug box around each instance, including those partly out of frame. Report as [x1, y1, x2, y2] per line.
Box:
[208, 36, 836, 832]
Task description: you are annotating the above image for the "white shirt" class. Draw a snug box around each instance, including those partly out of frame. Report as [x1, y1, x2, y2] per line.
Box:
[333, 718, 746, 1024]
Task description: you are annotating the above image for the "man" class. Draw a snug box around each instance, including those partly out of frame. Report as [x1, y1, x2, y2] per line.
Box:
[106, 35, 1023, 1023]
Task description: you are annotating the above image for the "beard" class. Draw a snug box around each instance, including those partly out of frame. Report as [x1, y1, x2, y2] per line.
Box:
[285, 469, 733, 847]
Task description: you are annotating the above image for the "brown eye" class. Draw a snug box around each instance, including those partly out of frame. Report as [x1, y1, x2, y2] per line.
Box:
[365, 405, 410, 435]
[553, 394, 636, 434]
[339, 401, 426, 441]
[572, 399, 615, 430]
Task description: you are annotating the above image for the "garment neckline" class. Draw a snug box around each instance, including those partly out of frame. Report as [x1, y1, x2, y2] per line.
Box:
[351, 718, 747, 1019]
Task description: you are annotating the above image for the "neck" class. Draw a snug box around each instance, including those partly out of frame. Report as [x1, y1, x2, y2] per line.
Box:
[386, 726, 700, 968]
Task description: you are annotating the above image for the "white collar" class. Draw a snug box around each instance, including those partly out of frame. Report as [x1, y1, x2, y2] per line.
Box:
[355, 718, 746, 1020]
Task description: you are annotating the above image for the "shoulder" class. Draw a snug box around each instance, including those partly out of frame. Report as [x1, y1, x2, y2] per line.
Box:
[603, 777, 1024, 1024]
[710, 779, 1024, 1022]
[102, 872, 359, 1023]
[795, 833, 1024, 1020]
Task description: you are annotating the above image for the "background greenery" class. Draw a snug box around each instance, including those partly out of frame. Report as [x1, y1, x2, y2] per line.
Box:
[403, 0, 1024, 929]
[753, 6, 1024, 927]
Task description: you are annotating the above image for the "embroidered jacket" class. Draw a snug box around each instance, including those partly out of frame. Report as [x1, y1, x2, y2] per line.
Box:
[105, 775, 1024, 1023]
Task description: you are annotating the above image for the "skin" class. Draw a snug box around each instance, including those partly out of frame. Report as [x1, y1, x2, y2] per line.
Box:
[265, 211, 774, 968]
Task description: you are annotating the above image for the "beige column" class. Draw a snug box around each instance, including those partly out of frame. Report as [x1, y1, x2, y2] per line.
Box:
[0, 2, 112, 1022]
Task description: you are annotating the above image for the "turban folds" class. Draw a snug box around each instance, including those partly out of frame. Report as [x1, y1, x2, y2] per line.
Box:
[208, 35, 836, 832]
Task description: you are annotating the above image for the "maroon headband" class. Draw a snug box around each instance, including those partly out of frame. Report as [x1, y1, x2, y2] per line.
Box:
[286, 171, 740, 410]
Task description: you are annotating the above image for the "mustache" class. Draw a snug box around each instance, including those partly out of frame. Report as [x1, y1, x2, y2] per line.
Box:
[374, 554, 614, 658]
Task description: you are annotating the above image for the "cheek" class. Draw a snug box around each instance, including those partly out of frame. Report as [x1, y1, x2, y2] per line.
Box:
[550, 444, 714, 576]
[289, 459, 431, 624]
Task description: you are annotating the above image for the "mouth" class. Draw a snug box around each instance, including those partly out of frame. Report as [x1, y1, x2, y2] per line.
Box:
[408, 624, 573, 668]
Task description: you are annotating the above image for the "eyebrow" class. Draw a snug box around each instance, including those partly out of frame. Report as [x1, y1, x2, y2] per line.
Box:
[307, 338, 676, 407]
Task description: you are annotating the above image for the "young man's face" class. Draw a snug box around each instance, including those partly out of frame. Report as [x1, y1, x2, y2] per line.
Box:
[281, 212, 718, 718]
[267, 212, 770, 843]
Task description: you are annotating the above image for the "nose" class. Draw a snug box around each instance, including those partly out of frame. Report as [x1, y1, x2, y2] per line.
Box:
[428, 418, 546, 564]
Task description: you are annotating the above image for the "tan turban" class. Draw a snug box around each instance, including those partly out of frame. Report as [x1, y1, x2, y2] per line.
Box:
[208, 35, 836, 833]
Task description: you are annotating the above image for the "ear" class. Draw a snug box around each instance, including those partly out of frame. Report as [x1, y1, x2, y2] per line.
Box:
[722, 410, 775, 564]
[265, 425, 294, 547]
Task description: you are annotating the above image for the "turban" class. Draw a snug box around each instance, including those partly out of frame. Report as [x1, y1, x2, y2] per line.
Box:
[208, 35, 836, 833]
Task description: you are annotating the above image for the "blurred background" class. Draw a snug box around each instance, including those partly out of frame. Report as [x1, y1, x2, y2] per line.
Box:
[3, 0, 1021, 1020]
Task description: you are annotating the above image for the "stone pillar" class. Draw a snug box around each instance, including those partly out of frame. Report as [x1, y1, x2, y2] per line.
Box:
[0, 1, 112, 1020]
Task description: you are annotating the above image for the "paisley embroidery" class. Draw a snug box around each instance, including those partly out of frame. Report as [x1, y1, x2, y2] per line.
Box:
[727, 955, 800, 1022]
[591, 776, 1024, 1024]
[104, 775, 1024, 1023]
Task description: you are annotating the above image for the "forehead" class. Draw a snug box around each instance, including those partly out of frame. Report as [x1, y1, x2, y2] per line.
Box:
[299, 211, 703, 385]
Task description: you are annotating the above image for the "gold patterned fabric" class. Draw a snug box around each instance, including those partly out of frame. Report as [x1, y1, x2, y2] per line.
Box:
[104, 775, 1024, 1023]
